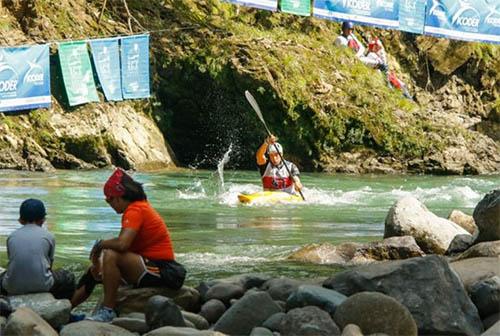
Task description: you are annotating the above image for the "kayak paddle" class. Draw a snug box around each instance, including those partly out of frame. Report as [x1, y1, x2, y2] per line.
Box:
[244, 90, 305, 201]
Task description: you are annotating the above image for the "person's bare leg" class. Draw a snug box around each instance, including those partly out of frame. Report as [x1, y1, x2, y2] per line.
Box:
[101, 250, 144, 309]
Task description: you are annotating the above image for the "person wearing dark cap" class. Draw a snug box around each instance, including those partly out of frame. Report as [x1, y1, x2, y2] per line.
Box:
[71, 168, 185, 323]
[0, 199, 75, 300]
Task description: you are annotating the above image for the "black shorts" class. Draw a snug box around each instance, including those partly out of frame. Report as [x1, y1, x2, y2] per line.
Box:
[137, 258, 186, 290]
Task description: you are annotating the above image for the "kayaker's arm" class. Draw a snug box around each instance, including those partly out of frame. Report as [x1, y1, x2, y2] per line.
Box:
[293, 176, 303, 191]
[256, 135, 277, 166]
[256, 141, 269, 166]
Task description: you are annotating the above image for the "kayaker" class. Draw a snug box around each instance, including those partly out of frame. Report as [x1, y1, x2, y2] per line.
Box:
[70, 168, 186, 322]
[256, 135, 303, 194]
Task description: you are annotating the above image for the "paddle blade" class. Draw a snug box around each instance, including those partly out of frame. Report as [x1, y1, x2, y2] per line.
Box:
[245, 90, 270, 133]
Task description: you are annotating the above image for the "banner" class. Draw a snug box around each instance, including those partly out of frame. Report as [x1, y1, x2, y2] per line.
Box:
[424, 0, 500, 44]
[58, 41, 99, 106]
[281, 0, 310, 16]
[223, 0, 278, 11]
[120, 34, 150, 99]
[399, 0, 427, 34]
[90, 38, 122, 101]
[0, 44, 51, 112]
[313, 0, 400, 29]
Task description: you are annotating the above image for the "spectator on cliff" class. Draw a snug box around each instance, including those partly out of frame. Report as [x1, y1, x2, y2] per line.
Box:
[71, 168, 186, 322]
[0, 199, 75, 300]
[367, 36, 412, 99]
[335, 21, 386, 71]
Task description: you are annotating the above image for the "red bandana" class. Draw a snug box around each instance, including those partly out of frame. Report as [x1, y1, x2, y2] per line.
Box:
[104, 169, 126, 198]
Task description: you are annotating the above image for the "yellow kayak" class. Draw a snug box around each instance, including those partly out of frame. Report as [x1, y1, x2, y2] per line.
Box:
[238, 191, 303, 204]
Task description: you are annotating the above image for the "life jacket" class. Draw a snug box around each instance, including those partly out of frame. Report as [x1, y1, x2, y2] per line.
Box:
[261, 161, 294, 193]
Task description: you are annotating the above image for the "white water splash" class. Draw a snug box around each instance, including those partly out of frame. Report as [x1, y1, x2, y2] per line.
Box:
[217, 144, 233, 191]
[177, 179, 207, 199]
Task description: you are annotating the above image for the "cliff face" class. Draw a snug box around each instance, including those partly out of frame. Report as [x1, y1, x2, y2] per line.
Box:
[0, 0, 498, 174]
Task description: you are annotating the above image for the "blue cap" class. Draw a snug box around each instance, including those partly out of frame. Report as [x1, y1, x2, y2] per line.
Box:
[342, 21, 355, 30]
[19, 199, 46, 222]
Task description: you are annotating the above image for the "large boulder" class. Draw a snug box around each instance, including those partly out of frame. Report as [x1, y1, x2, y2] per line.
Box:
[450, 257, 500, 289]
[4, 307, 58, 336]
[60, 320, 136, 336]
[287, 236, 424, 266]
[333, 292, 417, 336]
[9, 292, 71, 330]
[384, 196, 471, 254]
[416, 37, 474, 75]
[278, 306, 341, 336]
[323, 255, 483, 335]
[473, 190, 500, 243]
[205, 283, 245, 306]
[213, 291, 281, 335]
[286, 285, 347, 317]
[116, 286, 200, 315]
[199, 299, 226, 324]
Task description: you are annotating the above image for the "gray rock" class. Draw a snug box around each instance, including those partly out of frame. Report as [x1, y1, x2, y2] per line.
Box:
[214, 291, 281, 335]
[287, 236, 424, 266]
[111, 316, 149, 334]
[453, 241, 500, 261]
[250, 326, 274, 336]
[481, 320, 500, 336]
[184, 319, 196, 328]
[286, 285, 347, 317]
[205, 283, 245, 306]
[144, 326, 225, 336]
[324, 255, 483, 336]
[279, 306, 341, 336]
[4, 307, 58, 336]
[341, 324, 363, 336]
[482, 312, 500, 331]
[182, 311, 209, 330]
[384, 196, 471, 254]
[450, 257, 500, 289]
[0, 316, 6, 331]
[9, 292, 71, 330]
[262, 312, 286, 331]
[333, 292, 417, 336]
[116, 286, 200, 315]
[60, 320, 136, 336]
[470, 276, 500, 318]
[145, 295, 186, 330]
[447, 234, 475, 255]
[448, 210, 477, 235]
[261, 277, 303, 301]
[474, 190, 500, 243]
[199, 299, 226, 324]
[197, 274, 272, 301]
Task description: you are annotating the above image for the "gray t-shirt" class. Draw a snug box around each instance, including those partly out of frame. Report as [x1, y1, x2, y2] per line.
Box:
[2, 224, 55, 294]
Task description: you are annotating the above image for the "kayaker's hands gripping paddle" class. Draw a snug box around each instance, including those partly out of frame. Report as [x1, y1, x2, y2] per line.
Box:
[245, 90, 305, 201]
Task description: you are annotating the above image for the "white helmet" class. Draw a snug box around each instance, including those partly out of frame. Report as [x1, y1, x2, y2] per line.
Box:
[267, 142, 283, 154]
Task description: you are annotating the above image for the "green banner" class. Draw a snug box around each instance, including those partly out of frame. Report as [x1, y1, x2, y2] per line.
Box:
[58, 41, 99, 106]
[280, 0, 310, 16]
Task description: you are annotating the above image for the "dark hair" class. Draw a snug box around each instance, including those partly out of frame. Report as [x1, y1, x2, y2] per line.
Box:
[121, 173, 147, 202]
[19, 199, 46, 223]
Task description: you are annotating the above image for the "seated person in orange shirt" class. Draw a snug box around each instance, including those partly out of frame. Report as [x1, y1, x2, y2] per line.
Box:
[71, 169, 186, 322]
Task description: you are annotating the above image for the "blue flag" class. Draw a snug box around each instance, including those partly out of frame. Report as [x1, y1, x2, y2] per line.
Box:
[121, 34, 150, 99]
[90, 38, 122, 101]
[223, 0, 278, 11]
[424, 0, 500, 44]
[0, 44, 51, 113]
[313, 0, 400, 29]
[399, 0, 427, 34]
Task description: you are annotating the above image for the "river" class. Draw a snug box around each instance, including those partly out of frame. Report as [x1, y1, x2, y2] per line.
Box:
[1, 168, 497, 286]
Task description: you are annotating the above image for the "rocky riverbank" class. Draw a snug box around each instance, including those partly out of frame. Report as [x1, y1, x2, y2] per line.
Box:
[0, 1, 499, 174]
[1, 189, 498, 335]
